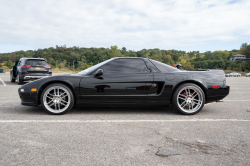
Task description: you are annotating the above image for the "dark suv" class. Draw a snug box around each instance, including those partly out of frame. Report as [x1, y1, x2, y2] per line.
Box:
[10, 58, 52, 84]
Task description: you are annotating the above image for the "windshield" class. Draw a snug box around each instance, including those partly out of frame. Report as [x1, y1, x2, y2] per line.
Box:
[77, 59, 113, 75]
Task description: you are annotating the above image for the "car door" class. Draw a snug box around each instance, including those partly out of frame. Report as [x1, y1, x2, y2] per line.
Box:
[80, 58, 153, 104]
[16, 60, 22, 76]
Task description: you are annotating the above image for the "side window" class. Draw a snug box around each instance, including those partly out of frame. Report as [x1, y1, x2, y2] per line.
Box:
[149, 59, 179, 72]
[101, 59, 147, 74]
[17, 61, 21, 66]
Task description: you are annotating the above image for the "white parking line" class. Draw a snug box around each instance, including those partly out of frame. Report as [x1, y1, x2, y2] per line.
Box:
[0, 119, 249, 123]
[222, 100, 250, 101]
[230, 88, 250, 89]
[0, 78, 6, 86]
[230, 92, 250, 93]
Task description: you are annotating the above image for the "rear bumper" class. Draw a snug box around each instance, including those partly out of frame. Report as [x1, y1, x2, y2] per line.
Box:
[19, 72, 52, 80]
[206, 85, 230, 103]
[23, 76, 49, 80]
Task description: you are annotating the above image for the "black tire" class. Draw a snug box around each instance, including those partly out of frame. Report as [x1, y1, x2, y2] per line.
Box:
[40, 83, 74, 115]
[10, 72, 15, 82]
[172, 83, 205, 115]
[16, 73, 23, 84]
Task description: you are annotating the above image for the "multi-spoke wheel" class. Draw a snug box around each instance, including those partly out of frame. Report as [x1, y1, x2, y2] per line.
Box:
[41, 83, 74, 115]
[172, 83, 205, 115]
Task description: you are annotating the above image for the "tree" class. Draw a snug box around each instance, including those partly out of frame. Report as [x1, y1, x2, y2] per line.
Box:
[109, 46, 122, 58]
[183, 62, 194, 70]
[239, 43, 250, 58]
[121, 47, 127, 54]
[213, 51, 229, 60]
[240, 42, 248, 49]
[5, 60, 14, 69]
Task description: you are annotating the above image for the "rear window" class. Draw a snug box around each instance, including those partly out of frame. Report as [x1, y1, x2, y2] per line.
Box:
[26, 60, 48, 66]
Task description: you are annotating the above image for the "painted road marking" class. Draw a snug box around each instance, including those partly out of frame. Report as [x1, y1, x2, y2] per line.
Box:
[230, 88, 250, 89]
[0, 119, 249, 123]
[0, 78, 6, 86]
[230, 92, 250, 93]
[222, 100, 250, 101]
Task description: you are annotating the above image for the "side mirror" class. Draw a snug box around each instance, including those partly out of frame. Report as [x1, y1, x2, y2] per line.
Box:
[94, 69, 103, 77]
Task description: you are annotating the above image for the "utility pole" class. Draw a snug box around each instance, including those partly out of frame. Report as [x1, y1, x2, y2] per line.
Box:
[73, 61, 74, 72]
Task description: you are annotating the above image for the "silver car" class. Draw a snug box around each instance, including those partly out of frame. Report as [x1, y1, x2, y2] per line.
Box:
[229, 72, 241, 77]
[245, 73, 250, 77]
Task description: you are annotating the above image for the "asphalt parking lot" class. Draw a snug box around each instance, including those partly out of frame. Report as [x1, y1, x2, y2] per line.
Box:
[0, 73, 250, 166]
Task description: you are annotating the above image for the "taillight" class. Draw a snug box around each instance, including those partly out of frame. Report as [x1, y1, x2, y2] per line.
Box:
[44, 66, 51, 69]
[212, 85, 219, 89]
[21, 66, 31, 68]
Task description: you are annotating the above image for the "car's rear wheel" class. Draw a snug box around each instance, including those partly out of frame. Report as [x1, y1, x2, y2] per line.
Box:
[16, 73, 23, 84]
[10, 73, 15, 82]
[172, 83, 205, 115]
[41, 83, 74, 115]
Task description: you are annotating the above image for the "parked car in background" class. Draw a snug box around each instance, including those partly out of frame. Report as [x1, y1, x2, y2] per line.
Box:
[228, 72, 241, 77]
[246, 73, 250, 77]
[0, 68, 6, 73]
[10, 58, 52, 84]
[225, 73, 230, 77]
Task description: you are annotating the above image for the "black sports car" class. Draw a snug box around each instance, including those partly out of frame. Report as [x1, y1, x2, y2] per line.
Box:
[18, 57, 230, 115]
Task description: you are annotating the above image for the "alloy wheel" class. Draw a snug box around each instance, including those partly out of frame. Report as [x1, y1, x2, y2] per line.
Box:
[177, 86, 203, 114]
[43, 86, 71, 114]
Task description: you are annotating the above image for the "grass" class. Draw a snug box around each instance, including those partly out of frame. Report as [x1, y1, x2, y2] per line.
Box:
[52, 68, 76, 73]
[224, 69, 248, 76]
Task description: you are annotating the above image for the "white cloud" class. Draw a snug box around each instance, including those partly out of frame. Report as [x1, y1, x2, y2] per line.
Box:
[0, 0, 250, 52]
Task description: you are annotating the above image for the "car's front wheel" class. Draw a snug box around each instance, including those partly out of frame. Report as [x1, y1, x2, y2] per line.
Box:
[41, 83, 74, 115]
[172, 83, 205, 115]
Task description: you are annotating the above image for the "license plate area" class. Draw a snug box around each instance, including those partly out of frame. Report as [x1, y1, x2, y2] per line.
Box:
[35, 67, 41, 70]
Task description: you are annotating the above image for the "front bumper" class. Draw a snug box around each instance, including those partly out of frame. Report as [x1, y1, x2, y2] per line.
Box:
[206, 85, 230, 103]
[18, 88, 39, 107]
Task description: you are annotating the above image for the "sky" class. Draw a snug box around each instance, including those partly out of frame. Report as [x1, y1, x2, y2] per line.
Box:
[0, 0, 250, 53]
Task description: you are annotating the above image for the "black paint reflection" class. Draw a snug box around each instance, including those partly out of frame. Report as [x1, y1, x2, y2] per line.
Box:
[95, 85, 110, 92]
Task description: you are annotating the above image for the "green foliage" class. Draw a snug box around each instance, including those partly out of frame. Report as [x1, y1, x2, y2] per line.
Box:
[239, 42, 250, 58]
[109, 46, 121, 58]
[182, 62, 194, 70]
[0, 43, 249, 71]
[5, 60, 14, 69]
